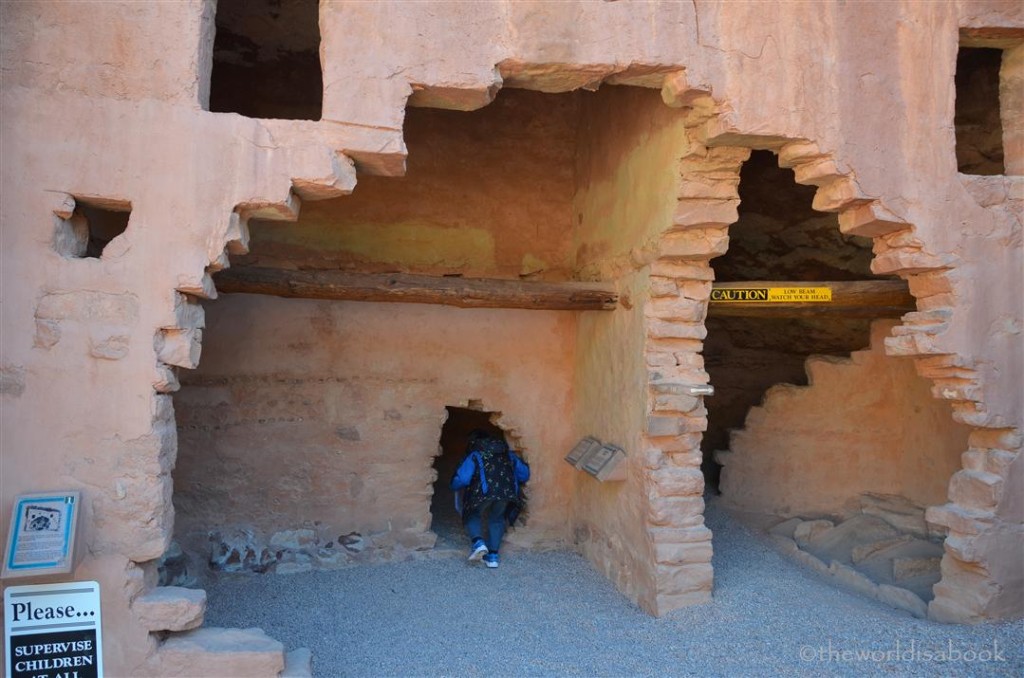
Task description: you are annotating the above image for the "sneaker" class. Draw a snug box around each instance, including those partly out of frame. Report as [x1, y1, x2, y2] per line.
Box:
[484, 553, 499, 569]
[468, 539, 488, 561]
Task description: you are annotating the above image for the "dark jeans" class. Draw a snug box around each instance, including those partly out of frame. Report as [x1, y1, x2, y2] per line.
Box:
[465, 499, 508, 553]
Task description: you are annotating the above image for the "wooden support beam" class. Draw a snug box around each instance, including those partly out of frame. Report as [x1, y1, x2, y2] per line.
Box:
[708, 280, 915, 318]
[213, 266, 619, 311]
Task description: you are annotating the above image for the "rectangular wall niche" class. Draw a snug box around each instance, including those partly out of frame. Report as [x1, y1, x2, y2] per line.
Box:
[955, 46, 1005, 175]
[208, 0, 323, 120]
[54, 198, 131, 259]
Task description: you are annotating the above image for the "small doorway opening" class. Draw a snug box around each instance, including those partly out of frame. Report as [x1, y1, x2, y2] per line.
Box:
[430, 405, 506, 548]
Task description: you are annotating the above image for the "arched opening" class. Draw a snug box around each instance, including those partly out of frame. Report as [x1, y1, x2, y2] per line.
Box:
[706, 150, 972, 615]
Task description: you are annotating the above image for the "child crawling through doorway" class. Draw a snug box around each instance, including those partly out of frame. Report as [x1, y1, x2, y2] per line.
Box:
[450, 430, 530, 569]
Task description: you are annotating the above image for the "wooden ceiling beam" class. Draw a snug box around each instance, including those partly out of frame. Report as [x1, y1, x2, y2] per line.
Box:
[213, 266, 619, 311]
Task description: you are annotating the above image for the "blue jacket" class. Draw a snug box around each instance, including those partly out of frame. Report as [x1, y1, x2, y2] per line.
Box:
[450, 449, 530, 494]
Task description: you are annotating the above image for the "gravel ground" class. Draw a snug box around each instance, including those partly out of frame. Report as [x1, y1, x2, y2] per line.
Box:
[204, 499, 1023, 677]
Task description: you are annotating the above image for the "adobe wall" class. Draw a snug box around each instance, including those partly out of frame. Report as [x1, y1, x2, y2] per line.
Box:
[719, 320, 972, 518]
[174, 295, 577, 563]
[571, 88, 692, 612]
[1, 1, 1022, 674]
[239, 89, 581, 279]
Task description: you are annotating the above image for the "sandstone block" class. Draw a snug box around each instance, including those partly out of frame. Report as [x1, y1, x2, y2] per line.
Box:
[777, 141, 824, 168]
[850, 536, 914, 564]
[648, 260, 715, 280]
[671, 200, 739, 229]
[655, 562, 714, 594]
[170, 292, 206, 330]
[649, 467, 705, 497]
[811, 178, 868, 212]
[658, 228, 729, 259]
[948, 470, 1003, 511]
[793, 519, 834, 548]
[176, 271, 218, 299]
[924, 503, 994, 536]
[906, 271, 954, 298]
[157, 627, 284, 678]
[646, 319, 707, 340]
[770, 535, 800, 555]
[676, 280, 713, 300]
[968, 428, 1023, 451]
[877, 584, 928, 619]
[652, 393, 701, 414]
[677, 178, 740, 201]
[153, 365, 181, 394]
[660, 70, 710, 109]
[647, 415, 682, 438]
[649, 277, 678, 297]
[859, 493, 929, 538]
[942, 534, 984, 564]
[837, 202, 907, 237]
[666, 448, 704, 468]
[829, 561, 879, 598]
[133, 586, 206, 632]
[871, 250, 953, 276]
[649, 525, 712, 544]
[646, 296, 706, 322]
[931, 380, 983, 403]
[792, 549, 829, 575]
[642, 447, 666, 470]
[793, 157, 841, 186]
[157, 328, 203, 369]
[646, 351, 677, 368]
[647, 496, 705, 527]
[893, 556, 942, 582]
[654, 540, 713, 565]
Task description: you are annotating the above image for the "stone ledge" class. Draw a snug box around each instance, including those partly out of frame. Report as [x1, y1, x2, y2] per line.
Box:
[134, 586, 206, 632]
[157, 627, 285, 678]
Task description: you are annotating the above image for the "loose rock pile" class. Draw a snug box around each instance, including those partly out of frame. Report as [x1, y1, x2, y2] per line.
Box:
[766, 493, 944, 618]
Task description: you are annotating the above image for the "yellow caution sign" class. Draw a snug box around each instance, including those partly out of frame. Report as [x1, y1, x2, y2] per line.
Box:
[710, 287, 833, 303]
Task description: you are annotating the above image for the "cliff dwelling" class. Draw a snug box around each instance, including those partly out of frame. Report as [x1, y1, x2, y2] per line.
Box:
[2, 2, 1022, 675]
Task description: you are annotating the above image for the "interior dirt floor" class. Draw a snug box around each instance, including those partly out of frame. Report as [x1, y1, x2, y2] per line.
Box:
[202, 499, 1024, 677]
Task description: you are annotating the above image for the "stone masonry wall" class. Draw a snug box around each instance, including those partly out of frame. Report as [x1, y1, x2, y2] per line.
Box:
[2, 2, 1022, 674]
[718, 320, 972, 518]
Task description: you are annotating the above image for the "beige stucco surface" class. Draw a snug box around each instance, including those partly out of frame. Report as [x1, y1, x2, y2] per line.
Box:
[719, 320, 972, 518]
[1, 0, 1022, 673]
[174, 295, 576, 553]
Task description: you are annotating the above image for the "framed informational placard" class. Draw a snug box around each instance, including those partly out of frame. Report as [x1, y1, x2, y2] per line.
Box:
[3, 492, 81, 579]
[4, 580, 103, 678]
[565, 437, 603, 469]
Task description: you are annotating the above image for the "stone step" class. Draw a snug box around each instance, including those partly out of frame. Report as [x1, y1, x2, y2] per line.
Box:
[157, 627, 285, 678]
[133, 586, 206, 632]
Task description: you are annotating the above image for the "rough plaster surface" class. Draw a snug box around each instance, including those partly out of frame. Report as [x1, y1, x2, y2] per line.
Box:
[174, 295, 576, 560]
[719, 320, 972, 518]
[1, 1, 1022, 674]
